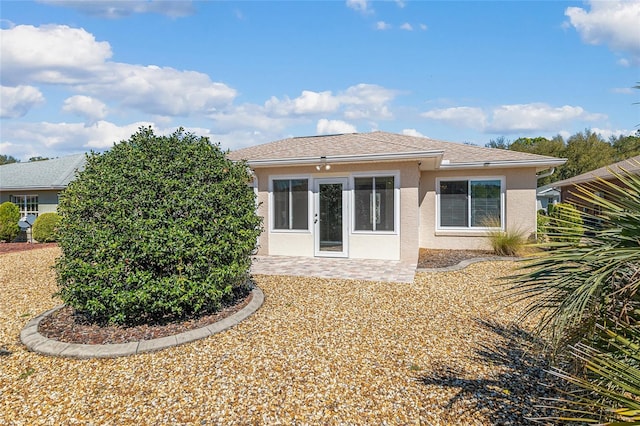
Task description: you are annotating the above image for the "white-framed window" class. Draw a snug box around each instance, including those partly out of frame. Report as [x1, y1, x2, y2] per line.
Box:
[352, 172, 399, 233]
[10, 195, 39, 217]
[437, 177, 504, 229]
[271, 177, 309, 231]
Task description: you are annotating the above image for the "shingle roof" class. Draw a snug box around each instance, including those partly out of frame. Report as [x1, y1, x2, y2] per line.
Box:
[0, 154, 86, 191]
[228, 131, 565, 170]
[551, 155, 640, 188]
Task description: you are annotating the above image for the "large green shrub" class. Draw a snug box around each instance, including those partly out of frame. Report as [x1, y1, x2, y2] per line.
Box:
[548, 202, 584, 244]
[32, 212, 61, 242]
[0, 202, 20, 242]
[55, 127, 262, 325]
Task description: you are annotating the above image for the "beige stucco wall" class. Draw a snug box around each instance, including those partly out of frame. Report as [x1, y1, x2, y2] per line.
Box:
[251, 161, 421, 262]
[418, 167, 537, 250]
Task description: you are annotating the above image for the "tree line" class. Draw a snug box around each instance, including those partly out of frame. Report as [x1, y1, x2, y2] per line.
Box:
[486, 129, 640, 186]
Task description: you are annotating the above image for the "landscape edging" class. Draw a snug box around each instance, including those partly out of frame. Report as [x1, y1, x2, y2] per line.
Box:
[20, 286, 264, 359]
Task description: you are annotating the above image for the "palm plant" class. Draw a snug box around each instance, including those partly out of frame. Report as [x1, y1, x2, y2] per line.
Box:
[506, 162, 640, 354]
[539, 323, 640, 425]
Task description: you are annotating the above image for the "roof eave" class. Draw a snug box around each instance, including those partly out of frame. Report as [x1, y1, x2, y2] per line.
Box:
[244, 150, 445, 168]
[439, 158, 567, 171]
[0, 186, 67, 192]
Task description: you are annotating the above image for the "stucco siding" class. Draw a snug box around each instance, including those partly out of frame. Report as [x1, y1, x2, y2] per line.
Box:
[0, 190, 59, 215]
[419, 167, 537, 250]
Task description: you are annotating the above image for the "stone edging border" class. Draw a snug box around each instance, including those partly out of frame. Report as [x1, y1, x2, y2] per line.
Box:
[20, 286, 264, 359]
[415, 256, 523, 273]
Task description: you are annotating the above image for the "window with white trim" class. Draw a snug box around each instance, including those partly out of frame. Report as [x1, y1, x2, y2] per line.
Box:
[10, 195, 39, 217]
[438, 179, 502, 228]
[354, 176, 395, 231]
[273, 179, 308, 230]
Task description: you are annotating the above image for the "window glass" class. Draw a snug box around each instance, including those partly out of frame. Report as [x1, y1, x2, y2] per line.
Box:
[439, 179, 502, 228]
[354, 178, 373, 231]
[272, 179, 308, 230]
[440, 181, 468, 227]
[470, 180, 501, 227]
[354, 176, 395, 231]
[10, 195, 39, 217]
[290, 179, 308, 230]
[376, 176, 395, 231]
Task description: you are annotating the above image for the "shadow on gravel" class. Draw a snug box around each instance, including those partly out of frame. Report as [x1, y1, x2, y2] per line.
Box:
[417, 320, 559, 425]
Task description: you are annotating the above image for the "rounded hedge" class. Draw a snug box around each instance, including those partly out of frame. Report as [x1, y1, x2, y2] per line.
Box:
[55, 127, 262, 325]
[548, 202, 584, 244]
[32, 212, 61, 242]
[0, 202, 20, 242]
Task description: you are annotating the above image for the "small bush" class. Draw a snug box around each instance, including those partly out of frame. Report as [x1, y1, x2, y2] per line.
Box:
[32, 212, 61, 242]
[536, 210, 550, 243]
[548, 202, 584, 244]
[0, 202, 20, 242]
[55, 127, 262, 325]
[483, 217, 527, 256]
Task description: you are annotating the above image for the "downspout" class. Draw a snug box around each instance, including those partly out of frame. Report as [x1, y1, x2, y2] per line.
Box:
[536, 167, 555, 181]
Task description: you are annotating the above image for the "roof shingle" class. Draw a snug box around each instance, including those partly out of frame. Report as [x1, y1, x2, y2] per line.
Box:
[0, 154, 86, 191]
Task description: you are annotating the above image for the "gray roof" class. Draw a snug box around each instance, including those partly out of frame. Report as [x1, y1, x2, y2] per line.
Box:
[0, 154, 86, 191]
[551, 155, 640, 188]
[228, 131, 565, 171]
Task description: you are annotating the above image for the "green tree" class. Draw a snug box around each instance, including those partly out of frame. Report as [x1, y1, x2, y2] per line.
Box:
[485, 136, 511, 149]
[55, 127, 262, 325]
[610, 130, 640, 159]
[0, 155, 19, 165]
[557, 130, 615, 180]
[0, 202, 20, 242]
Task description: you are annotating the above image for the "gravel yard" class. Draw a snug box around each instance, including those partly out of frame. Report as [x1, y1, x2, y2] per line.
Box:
[1, 247, 557, 425]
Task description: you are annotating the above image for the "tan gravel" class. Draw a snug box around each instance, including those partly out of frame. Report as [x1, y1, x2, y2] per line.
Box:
[0, 247, 556, 425]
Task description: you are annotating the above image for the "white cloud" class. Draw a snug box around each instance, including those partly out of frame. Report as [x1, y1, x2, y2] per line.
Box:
[590, 127, 635, 140]
[611, 86, 635, 94]
[419, 23, 428, 31]
[376, 21, 392, 30]
[0, 85, 45, 118]
[487, 103, 605, 133]
[265, 90, 341, 116]
[421, 106, 487, 130]
[0, 24, 237, 116]
[62, 95, 108, 123]
[400, 23, 413, 31]
[346, 0, 371, 13]
[395, 0, 406, 8]
[264, 84, 397, 121]
[0, 25, 112, 85]
[565, 0, 640, 64]
[317, 119, 357, 135]
[421, 103, 608, 134]
[402, 128, 426, 138]
[37, 0, 195, 18]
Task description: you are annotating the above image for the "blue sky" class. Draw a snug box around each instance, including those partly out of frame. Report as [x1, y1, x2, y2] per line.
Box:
[1, 0, 639, 160]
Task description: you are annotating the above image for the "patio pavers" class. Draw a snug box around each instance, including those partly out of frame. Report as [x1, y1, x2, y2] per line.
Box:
[251, 255, 416, 283]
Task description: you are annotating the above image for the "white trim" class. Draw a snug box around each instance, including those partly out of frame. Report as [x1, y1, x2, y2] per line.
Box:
[438, 158, 566, 171]
[350, 171, 400, 236]
[435, 176, 505, 231]
[268, 175, 312, 234]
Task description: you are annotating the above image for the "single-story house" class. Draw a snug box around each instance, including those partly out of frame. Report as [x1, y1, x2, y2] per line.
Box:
[0, 154, 86, 217]
[536, 184, 560, 212]
[228, 131, 566, 263]
[551, 155, 640, 207]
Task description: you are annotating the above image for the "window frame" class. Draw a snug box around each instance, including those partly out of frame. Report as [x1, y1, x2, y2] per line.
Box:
[436, 176, 505, 231]
[269, 175, 311, 233]
[350, 171, 400, 235]
[10, 195, 39, 217]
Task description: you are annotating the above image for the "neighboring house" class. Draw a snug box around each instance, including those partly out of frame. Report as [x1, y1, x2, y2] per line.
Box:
[536, 184, 560, 212]
[550, 155, 640, 218]
[0, 154, 86, 217]
[228, 131, 566, 263]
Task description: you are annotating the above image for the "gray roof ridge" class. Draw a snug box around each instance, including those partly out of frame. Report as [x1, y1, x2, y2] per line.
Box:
[54, 153, 86, 186]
